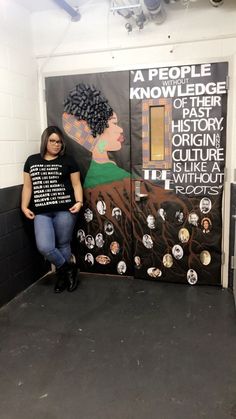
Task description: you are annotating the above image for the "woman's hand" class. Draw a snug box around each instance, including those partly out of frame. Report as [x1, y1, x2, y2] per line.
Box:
[69, 202, 83, 214]
[22, 207, 35, 219]
[70, 172, 83, 214]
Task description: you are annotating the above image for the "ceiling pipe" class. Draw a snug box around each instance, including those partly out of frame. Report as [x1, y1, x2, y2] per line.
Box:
[209, 0, 224, 6]
[143, 0, 162, 16]
[111, 0, 146, 31]
[143, 0, 166, 24]
[53, 0, 81, 21]
[111, 0, 166, 31]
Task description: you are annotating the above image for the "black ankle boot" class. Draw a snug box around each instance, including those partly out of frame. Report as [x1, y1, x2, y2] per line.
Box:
[66, 263, 79, 292]
[54, 263, 68, 293]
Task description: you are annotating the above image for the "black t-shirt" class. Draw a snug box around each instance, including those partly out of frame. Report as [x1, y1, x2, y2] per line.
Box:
[24, 153, 79, 214]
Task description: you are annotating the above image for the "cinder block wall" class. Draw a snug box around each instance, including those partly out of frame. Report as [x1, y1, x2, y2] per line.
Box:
[0, 1, 45, 306]
[0, 1, 41, 188]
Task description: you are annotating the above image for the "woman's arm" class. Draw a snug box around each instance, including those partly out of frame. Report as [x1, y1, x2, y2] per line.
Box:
[21, 172, 35, 219]
[69, 172, 83, 214]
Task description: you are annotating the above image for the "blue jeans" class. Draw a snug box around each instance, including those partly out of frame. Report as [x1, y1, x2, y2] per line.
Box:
[34, 211, 77, 269]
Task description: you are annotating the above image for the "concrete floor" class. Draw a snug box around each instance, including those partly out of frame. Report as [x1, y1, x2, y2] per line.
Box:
[0, 274, 236, 419]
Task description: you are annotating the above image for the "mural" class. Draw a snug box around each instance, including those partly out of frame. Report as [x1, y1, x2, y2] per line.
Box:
[130, 62, 227, 285]
[45, 62, 228, 285]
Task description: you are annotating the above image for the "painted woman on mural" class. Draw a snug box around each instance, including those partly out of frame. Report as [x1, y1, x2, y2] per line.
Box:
[62, 83, 132, 274]
[62, 83, 130, 188]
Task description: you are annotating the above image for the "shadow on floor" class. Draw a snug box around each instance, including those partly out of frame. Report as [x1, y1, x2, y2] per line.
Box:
[0, 274, 236, 419]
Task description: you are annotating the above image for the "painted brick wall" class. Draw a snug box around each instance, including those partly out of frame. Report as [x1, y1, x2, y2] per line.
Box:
[0, 0, 41, 188]
[0, 0, 45, 306]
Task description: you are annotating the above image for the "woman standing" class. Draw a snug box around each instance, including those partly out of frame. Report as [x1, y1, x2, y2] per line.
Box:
[21, 126, 83, 293]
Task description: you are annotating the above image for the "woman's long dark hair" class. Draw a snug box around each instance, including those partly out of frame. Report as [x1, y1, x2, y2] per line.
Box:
[40, 126, 66, 158]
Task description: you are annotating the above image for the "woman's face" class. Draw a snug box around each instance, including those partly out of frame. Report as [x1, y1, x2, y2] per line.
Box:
[203, 220, 209, 229]
[135, 256, 141, 265]
[99, 113, 124, 151]
[46, 133, 62, 156]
